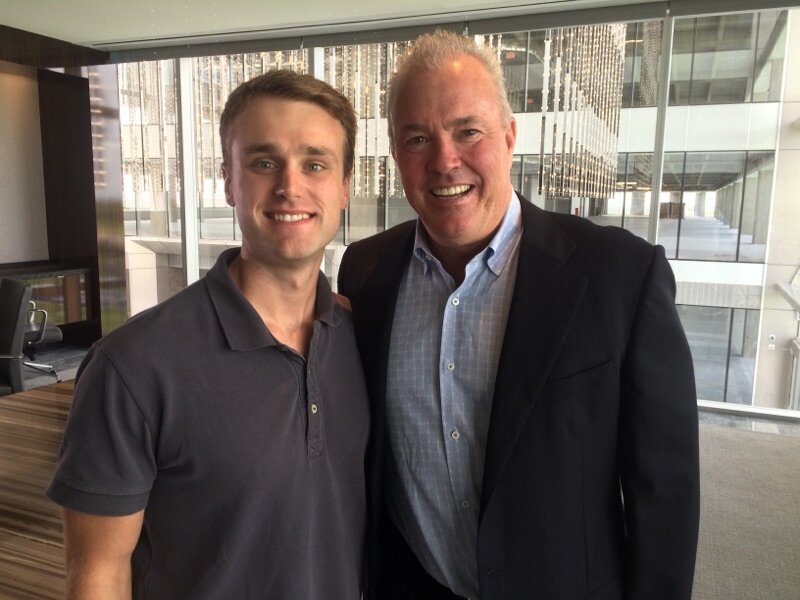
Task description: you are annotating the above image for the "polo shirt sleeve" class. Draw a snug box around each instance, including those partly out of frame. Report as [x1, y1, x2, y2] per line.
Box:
[47, 345, 156, 516]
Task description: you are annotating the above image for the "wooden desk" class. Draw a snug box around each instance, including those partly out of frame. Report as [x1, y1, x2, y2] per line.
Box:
[0, 380, 73, 599]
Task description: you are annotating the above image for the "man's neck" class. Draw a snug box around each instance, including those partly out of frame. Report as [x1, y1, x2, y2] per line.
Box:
[228, 255, 319, 358]
[422, 191, 515, 286]
[428, 239, 486, 287]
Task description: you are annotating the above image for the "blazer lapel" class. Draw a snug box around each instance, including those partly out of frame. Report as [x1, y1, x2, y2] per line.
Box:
[480, 201, 588, 515]
[353, 224, 415, 390]
[351, 224, 416, 503]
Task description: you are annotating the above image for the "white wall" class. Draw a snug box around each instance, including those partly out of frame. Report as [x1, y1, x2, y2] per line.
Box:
[757, 10, 800, 409]
[0, 60, 48, 264]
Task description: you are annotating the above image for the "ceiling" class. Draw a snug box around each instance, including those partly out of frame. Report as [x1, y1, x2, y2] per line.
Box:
[0, 0, 648, 51]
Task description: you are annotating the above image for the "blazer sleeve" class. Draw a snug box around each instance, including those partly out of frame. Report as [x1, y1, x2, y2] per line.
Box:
[338, 245, 359, 299]
[619, 245, 700, 599]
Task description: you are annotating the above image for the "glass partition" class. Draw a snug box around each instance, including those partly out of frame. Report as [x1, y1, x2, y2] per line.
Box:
[115, 6, 794, 411]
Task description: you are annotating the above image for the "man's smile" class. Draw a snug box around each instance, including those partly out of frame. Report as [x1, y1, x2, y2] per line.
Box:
[268, 211, 313, 222]
[431, 184, 472, 198]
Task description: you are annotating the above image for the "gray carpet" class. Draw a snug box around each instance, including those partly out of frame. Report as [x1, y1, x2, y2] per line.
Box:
[693, 425, 800, 599]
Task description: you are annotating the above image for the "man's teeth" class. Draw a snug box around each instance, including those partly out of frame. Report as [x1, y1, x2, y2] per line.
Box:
[272, 213, 311, 222]
[432, 185, 471, 197]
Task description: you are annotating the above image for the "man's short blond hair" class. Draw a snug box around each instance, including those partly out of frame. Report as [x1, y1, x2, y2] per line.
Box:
[220, 69, 357, 177]
[387, 29, 513, 145]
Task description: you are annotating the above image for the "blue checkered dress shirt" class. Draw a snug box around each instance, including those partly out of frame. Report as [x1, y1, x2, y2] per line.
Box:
[385, 194, 522, 598]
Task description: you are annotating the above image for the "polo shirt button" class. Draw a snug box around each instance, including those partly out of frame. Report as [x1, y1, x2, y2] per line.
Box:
[452, 297, 460, 306]
[461, 500, 470, 509]
[310, 403, 318, 414]
[446, 361, 455, 371]
[450, 429, 460, 440]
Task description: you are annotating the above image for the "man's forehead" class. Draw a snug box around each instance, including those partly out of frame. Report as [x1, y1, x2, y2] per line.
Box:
[406, 54, 483, 79]
[230, 99, 344, 144]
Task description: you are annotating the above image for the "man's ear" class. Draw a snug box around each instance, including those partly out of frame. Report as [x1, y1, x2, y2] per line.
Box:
[505, 117, 517, 158]
[340, 174, 352, 210]
[221, 164, 234, 207]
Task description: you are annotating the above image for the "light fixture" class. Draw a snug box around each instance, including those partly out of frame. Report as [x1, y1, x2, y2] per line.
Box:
[537, 24, 626, 201]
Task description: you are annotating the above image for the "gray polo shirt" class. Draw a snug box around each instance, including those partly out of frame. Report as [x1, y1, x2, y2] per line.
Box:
[48, 248, 369, 599]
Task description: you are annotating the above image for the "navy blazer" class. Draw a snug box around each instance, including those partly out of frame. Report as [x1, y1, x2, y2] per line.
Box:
[339, 197, 700, 600]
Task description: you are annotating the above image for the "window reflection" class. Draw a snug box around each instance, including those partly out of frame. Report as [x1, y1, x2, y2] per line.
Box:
[670, 11, 786, 105]
[677, 305, 757, 404]
[486, 32, 529, 112]
[657, 151, 773, 262]
[622, 21, 662, 108]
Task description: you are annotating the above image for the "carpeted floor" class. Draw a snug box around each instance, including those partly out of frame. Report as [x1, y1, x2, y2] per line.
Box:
[7, 365, 800, 599]
[693, 425, 800, 599]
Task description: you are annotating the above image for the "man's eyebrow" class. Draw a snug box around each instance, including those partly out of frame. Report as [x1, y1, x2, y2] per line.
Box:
[305, 145, 336, 158]
[398, 116, 481, 133]
[243, 143, 278, 155]
[448, 116, 480, 128]
[398, 123, 426, 134]
[242, 143, 337, 158]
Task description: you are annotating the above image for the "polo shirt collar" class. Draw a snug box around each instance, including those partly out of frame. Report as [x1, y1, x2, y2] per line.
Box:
[205, 247, 335, 351]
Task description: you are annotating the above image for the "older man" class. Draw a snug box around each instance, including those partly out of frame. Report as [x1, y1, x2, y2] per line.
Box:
[339, 30, 699, 600]
[49, 70, 368, 599]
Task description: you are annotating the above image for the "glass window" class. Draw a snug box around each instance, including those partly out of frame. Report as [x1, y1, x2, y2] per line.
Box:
[623, 21, 662, 108]
[118, 60, 180, 240]
[677, 305, 758, 404]
[726, 308, 758, 404]
[596, 152, 653, 231]
[622, 153, 653, 240]
[657, 152, 686, 257]
[510, 156, 523, 194]
[669, 18, 695, 105]
[486, 32, 529, 112]
[677, 151, 746, 261]
[692, 15, 755, 105]
[348, 156, 385, 243]
[751, 10, 787, 102]
[115, 9, 784, 316]
[520, 155, 544, 208]
[386, 159, 414, 228]
[677, 305, 731, 403]
[659, 151, 773, 262]
[526, 30, 547, 112]
[738, 152, 773, 262]
[672, 14, 760, 105]
[677, 305, 731, 402]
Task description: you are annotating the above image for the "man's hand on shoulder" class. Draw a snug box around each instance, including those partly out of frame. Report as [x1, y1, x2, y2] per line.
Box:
[333, 293, 352, 311]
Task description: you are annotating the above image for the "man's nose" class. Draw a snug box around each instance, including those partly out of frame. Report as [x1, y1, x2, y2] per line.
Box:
[429, 137, 461, 174]
[276, 165, 301, 198]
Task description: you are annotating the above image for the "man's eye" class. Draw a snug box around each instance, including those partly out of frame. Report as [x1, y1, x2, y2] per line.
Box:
[254, 160, 275, 169]
[404, 136, 427, 150]
[307, 163, 324, 172]
[460, 129, 480, 139]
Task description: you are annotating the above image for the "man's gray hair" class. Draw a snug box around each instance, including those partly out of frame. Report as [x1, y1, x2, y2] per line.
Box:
[387, 29, 513, 145]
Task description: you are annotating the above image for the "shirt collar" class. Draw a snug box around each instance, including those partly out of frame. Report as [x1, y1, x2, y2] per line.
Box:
[412, 190, 522, 277]
[206, 247, 335, 351]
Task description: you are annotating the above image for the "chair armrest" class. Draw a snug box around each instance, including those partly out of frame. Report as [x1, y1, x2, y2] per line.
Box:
[25, 308, 49, 345]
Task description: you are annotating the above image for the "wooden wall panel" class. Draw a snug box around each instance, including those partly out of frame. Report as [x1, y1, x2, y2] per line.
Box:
[37, 70, 102, 345]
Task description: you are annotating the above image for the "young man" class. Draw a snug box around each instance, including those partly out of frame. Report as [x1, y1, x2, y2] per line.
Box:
[48, 70, 368, 599]
[339, 30, 700, 599]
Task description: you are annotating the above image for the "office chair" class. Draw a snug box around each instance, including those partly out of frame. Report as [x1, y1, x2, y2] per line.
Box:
[24, 300, 63, 381]
[0, 278, 32, 396]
